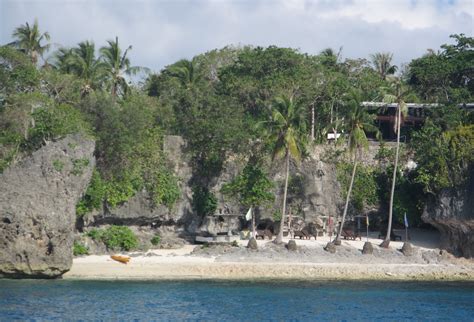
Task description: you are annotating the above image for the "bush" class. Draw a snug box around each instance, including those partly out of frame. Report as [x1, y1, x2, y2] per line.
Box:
[192, 185, 217, 217]
[100, 226, 138, 251]
[151, 235, 161, 246]
[73, 241, 88, 256]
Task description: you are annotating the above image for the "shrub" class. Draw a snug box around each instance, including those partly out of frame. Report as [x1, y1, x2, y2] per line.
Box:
[100, 226, 138, 251]
[151, 234, 161, 246]
[52, 159, 64, 172]
[73, 241, 88, 256]
[86, 228, 103, 241]
[71, 158, 90, 175]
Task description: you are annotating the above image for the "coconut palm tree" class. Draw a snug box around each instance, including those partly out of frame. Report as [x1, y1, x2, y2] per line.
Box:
[267, 95, 307, 244]
[53, 47, 74, 73]
[370, 52, 397, 80]
[166, 58, 200, 88]
[380, 78, 408, 248]
[334, 91, 379, 245]
[69, 41, 105, 95]
[99, 37, 145, 97]
[11, 19, 50, 65]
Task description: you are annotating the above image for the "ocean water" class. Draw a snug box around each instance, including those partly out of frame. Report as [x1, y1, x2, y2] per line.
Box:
[0, 279, 473, 321]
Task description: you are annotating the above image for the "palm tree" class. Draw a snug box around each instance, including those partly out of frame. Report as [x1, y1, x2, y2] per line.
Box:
[53, 47, 74, 73]
[12, 19, 50, 65]
[334, 91, 379, 245]
[380, 78, 408, 248]
[99, 37, 145, 97]
[370, 52, 397, 80]
[267, 95, 307, 244]
[69, 41, 105, 95]
[166, 58, 200, 88]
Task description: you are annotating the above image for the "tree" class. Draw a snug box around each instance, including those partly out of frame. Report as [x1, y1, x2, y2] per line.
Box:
[166, 58, 200, 88]
[11, 19, 50, 65]
[266, 94, 307, 244]
[334, 91, 378, 245]
[69, 41, 105, 95]
[99, 37, 144, 97]
[371, 52, 397, 80]
[222, 159, 274, 237]
[380, 77, 408, 248]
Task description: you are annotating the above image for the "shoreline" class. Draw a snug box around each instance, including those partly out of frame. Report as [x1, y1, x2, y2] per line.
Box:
[63, 262, 474, 282]
[63, 238, 474, 282]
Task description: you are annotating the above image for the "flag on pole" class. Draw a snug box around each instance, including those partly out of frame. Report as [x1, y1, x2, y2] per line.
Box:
[245, 207, 252, 221]
[404, 213, 409, 228]
[366, 215, 369, 226]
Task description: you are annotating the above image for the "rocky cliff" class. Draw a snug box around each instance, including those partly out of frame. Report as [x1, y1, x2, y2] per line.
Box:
[85, 137, 353, 236]
[422, 171, 474, 258]
[0, 135, 95, 278]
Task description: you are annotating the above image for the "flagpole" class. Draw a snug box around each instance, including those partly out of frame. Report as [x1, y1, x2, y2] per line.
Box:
[404, 212, 408, 242]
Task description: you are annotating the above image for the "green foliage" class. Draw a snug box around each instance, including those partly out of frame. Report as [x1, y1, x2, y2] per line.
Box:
[337, 162, 379, 211]
[222, 161, 274, 208]
[407, 34, 473, 103]
[71, 158, 89, 175]
[146, 165, 180, 208]
[27, 103, 92, 150]
[73, 241, 89, 256]
[87, 226, 138, 251]
[273, 210, 282, 222]
[86, 228, 103, 241]
[151, 235, 161, 246]
[411, 122, 474, 193]
[52, 159, 64, 172]
[0, 46, 39, 98]
[192, 186, 217, 217]
[76, 170, 106, 216]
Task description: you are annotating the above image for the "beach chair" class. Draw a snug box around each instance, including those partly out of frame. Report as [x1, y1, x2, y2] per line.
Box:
[341, 229, 361, 240]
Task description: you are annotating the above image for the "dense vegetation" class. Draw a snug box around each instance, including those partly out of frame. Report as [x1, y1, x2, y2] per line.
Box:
[1, 20, 472, 236]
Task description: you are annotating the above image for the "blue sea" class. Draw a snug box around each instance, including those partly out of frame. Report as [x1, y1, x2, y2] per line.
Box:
[0, 279, 473, 321]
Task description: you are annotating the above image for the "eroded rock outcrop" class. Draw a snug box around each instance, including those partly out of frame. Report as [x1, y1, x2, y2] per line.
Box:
[422, 176, 474, 258]
[0, 135, 95, 278]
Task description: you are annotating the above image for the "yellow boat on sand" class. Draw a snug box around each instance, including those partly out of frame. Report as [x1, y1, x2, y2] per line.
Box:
[110, 255, 131, 264]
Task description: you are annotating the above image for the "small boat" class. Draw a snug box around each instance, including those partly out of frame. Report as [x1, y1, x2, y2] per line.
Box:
[110, 255, 131, 264]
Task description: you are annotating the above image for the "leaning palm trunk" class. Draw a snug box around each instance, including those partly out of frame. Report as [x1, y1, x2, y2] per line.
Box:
[335, 154, 358, 245]
[311, 104, 315, 141]
[275, 150, 290, 244]
[252, 210, 256, 239]
[381, 104, 401, 248]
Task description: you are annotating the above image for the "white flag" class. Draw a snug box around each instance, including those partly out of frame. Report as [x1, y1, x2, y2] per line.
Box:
[245, 207, 252, 221]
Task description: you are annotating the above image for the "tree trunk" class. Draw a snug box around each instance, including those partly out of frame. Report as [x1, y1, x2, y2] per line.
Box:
[251, 208, 256, 239]
[335, 154, 358, 244]
[311, 104, 315, 141]
[381, 104, 401, 248]
[275, 150, 290, 244]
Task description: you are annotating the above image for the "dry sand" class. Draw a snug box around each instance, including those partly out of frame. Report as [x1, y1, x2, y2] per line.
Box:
[64, 230, 474, 281]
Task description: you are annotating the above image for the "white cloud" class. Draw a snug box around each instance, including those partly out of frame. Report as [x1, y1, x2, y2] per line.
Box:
[0, 0, 472, 72]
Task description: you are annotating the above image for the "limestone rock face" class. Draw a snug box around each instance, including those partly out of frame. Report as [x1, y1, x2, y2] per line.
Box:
[0, 135, 95, 278]
[421, 176, 474, 258]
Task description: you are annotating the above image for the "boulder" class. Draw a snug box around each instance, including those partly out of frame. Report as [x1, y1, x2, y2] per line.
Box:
[362, 242, 374, 254]
[247, 237, 258, 250]
[286, 240, 297, 251]
[401, 242, 415, 256]
[0, 135, 95, 278]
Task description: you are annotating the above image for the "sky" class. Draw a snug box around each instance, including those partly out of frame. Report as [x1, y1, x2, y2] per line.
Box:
[1, 0, 473, 73]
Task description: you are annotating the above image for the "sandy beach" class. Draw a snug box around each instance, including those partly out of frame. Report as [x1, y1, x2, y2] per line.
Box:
[64, 230, 474, 281]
